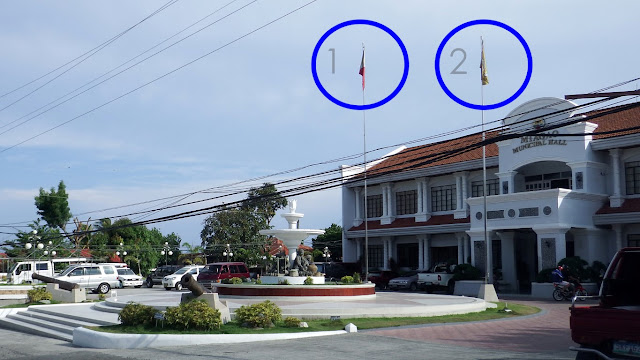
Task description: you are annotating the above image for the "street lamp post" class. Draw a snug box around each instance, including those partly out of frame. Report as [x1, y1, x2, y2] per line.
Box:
[25, 230, 42, 259]
[322, 246, 331, 274]
[160, 242, 173, 266]
[116, 242, 127, 262]
[42, 241, 56, 260]
[222, 244, 233, 262]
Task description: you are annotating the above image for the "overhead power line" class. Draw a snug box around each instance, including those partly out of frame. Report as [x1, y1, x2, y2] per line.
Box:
[0, 0, 180, 111]
[0, 0, 252, 134]
[0, 0, 319, 154]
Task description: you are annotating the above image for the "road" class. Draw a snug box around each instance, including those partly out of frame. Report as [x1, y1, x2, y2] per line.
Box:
[0, 288, 581, 360]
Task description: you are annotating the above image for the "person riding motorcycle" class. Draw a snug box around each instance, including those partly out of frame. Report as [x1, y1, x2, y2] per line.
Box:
[552, 265, 574, 294]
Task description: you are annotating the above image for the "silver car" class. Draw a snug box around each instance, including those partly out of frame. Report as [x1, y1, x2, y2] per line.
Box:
[387, 272, 419, 291]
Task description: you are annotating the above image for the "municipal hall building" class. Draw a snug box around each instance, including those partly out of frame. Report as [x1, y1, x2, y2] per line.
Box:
[340, 97, 640, 292]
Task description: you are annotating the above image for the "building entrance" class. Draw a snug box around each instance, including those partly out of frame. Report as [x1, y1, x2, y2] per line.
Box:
[514, 230, 538, 293]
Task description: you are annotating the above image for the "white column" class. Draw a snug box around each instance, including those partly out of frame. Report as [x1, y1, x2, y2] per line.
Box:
[455, 175, 462, 210]
[457, 234, 464, 265]
[418, 236, 424, 270]
[383, 237, 390, 270]
[416, 178, 430, 222]
[463, 236, 470, 264]
[461, 172, 468, 204]
[353, 187, 362, 226]
[422, 235, 431, 270]
[496, 231, 516, 292]
[610, 149, 623, 207]
[416, 179, 423, 214]
[613, 224, 624, 250]
[454, 172, 469, 219]
[381, 184, 388, 218]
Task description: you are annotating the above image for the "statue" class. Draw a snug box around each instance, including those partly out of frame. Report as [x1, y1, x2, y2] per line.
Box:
[292, 248, 314, 276]
[288, 199, 297, 213]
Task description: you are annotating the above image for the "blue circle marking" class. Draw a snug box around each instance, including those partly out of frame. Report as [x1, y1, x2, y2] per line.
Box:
[435, 19, 533, 110]
[311, 19, 409, 111]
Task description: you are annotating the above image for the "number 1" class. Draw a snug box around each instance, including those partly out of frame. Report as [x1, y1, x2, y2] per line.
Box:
[328, 48, 335, 74]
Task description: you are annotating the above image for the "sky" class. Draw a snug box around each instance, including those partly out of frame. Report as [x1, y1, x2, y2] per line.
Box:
[1, 0, 639, 249]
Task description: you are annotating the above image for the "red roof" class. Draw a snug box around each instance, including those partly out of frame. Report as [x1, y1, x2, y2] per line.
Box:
[0, 253, 7, 258]
[265, 237, 289, 256]
[348, 214, 469, 232]
[365, 131, 500, 177]
[596, 198, 640, 215]
[581, 103, 640, 139]
[362, 103, 640, 179]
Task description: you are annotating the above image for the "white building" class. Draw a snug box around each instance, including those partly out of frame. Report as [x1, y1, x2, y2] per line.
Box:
[341, 97, 640, 292]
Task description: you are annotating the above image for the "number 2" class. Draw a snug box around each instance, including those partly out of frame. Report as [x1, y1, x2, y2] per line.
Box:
[450, 48, 467, 74]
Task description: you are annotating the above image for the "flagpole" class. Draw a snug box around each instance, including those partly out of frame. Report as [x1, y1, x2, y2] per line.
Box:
[361, 43, 369, 283]
[481, 36, 493, 285]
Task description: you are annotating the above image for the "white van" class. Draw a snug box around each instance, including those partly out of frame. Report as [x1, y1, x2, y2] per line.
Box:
[55, 263, 120, 294]
[6, 258, 87, 284]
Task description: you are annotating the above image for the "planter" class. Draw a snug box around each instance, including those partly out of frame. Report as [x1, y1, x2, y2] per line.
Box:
[453, 280, 485, 297]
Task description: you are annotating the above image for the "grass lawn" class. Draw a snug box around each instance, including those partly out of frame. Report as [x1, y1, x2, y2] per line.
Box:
[1, 300, 63, 308]
[92, 302, 539, 335]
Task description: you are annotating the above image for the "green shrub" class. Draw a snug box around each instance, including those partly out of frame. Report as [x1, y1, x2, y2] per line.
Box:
[278, 279, 290, 285]
[536, 268, 554, 283]
[353, 272, 362, 284]
[255, 278, 262, 285]
[27, 287, 52, 303]
[118, 302, 157, 326]
[164, 300, 222, 331]
[304, 276, 314, 285]
[284, 316, 301, 327]
[235, 300, 282, 328]
[98, 293, 106, 301]
[230, 277, 243, 284]
[341, 276, 354, 284]
[452, 264, 483, 281]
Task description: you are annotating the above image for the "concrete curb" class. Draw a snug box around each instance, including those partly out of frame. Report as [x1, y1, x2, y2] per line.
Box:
[73, 326, 347, 349]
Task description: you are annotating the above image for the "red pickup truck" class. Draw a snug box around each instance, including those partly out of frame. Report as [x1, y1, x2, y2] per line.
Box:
[570, 247, 640, 359]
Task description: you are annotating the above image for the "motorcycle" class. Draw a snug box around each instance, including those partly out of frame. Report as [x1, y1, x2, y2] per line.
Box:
[552, 280, 588, 301]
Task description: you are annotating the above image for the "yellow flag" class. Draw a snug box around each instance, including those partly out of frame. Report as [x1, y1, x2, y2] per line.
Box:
[480, 38, 489, 85]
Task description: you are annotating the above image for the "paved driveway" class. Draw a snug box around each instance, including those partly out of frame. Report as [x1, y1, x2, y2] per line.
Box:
[367, 297, 584, 355]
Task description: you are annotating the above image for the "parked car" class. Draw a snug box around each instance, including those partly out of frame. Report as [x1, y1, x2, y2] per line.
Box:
[116, 267, 144, 288]
[368, 271, 399, 289]
[198, 262, 250, 289]
[314, 262, 358, 281]
[417, 263, 458, 294]
[162, 265, 204, 290]
[388, 272, 419, 291]
[55, 263, 120, 294]
[145, 264, 181, 288]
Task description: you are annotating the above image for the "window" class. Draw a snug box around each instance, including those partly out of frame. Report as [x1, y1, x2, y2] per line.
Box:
[431, 184, 457, 212]
[396, 190, 417, 215]
[230, 265, 240, 274]
[368, 245, 384, 268]
[366, 194, 383, 218]
[70, 268, 85, 277]
[471, 179, 499, 197]
[103, 266, 114, 274]
[625, 161, 640, 195]
[524, 171, 572, 191]
[36, 263, 49, 271]
[86, 267, 101, 275]
[629, 234, 640, 247]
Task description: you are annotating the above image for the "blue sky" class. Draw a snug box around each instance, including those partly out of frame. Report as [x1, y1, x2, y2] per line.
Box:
[1, 1, 638, 248]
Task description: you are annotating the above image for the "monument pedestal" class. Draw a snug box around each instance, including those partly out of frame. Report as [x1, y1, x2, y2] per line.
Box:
[477, 283, 499, 302]
[181, 292, 231, 324]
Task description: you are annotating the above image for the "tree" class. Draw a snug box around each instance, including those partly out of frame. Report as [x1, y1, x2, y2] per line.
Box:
[34, 180, 72, 234]
[312, 224, 343, 261]
[201, 183, 287, 254]
[1, 220, 63, 258]
[242, 183, 288, 225]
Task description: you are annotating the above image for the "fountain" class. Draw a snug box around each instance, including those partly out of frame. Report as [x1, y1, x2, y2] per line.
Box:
[258, 200, 325, 285]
